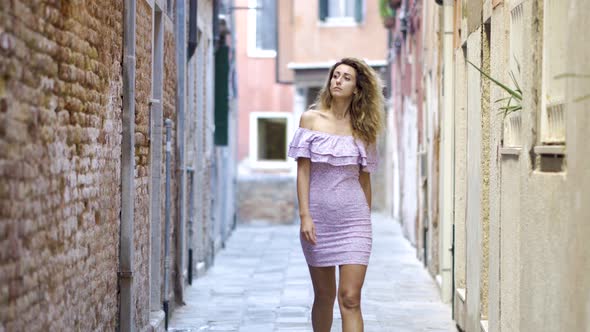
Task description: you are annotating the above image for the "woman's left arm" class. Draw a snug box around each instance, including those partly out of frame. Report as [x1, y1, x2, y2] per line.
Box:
[359, 171, 372, 208]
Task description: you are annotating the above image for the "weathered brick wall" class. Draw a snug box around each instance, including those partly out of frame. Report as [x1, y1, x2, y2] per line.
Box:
[134, 0, 152, 329]
[0, 1, 123, 331]
[162, 24, 178, 309]
[201, 40, 214, 259]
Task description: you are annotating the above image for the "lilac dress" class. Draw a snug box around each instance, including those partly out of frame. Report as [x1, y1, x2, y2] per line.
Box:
[288, 127, 378, 267]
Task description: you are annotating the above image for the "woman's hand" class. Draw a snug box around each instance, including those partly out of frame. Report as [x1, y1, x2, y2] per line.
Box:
[300, 215, 317, 245]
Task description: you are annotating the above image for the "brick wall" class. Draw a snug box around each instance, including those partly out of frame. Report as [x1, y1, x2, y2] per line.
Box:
[162, 23, 178, 310]
[0, 1, 123, 330]
[0, 1, 224, 330]
[134, 0, 153, 328]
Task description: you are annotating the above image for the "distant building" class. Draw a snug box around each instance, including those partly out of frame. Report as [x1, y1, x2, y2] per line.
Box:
[235, 0, 389, 224]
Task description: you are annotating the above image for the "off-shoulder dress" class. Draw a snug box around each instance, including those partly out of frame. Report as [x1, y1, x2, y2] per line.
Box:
[288, 127, 378, 267]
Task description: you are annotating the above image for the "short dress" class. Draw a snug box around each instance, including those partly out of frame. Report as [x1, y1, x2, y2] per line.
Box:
[288, 127, 378, 267]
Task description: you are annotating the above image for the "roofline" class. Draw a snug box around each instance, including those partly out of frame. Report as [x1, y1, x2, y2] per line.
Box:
[287, 59, 387, 70]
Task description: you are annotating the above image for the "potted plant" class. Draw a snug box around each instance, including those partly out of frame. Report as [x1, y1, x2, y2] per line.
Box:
[380, 0, 397, 29]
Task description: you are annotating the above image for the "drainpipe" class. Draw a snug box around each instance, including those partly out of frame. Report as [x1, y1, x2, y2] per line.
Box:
[175, 0, 186, 302]
[187, 167, 195, 284]
[440, 0, 455, 304]
[119, 0, 136, 331]
[163, 119, 172, 329]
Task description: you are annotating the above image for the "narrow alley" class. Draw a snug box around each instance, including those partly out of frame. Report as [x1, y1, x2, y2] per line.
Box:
[2, 0, 590, 331]
[169, 214, 454, 332]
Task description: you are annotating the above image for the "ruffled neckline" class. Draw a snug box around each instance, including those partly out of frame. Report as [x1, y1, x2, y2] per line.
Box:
[287, 127, 378, 172]
[297, 127, 355, 139]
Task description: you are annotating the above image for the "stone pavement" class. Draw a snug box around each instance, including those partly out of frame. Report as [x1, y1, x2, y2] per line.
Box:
[169, 213, 456, 332]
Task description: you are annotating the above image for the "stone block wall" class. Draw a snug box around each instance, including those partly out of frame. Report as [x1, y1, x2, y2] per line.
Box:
[237, 174, 297, 225]
[134, 0, 153, 328]
[0, 1, 123, 330]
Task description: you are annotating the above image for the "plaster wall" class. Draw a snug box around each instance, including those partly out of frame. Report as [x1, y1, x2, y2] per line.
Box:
[559, 2, 590, 331]
[453, 46, 467, 292]
[518, 1, 567, 331]
[401, 99, 418, 245]
[292, 0, 387, 63]
[465, 29, 483, 332]
[488, 2, 511, 331]
[234, 0, 294, 163]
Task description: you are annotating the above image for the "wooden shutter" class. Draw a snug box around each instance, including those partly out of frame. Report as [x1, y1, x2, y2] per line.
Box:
[354, 0, 363, 23]
[214, 44, 229, 146]
[319, 0, 328, 21]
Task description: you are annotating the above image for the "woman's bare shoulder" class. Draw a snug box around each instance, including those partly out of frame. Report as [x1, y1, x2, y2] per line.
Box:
[299, 109, 327, 129]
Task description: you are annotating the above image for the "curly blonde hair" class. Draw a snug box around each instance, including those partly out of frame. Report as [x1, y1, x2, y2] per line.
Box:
[314, 57, 384, 145]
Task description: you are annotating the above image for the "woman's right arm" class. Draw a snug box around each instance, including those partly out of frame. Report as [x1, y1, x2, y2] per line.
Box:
[297, 158, 316, 245]
[297, 111, 317, 245]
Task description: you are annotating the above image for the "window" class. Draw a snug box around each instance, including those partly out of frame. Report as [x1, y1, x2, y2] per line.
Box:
[502, 1, 524, 149]
[249, 112, 291, 168]
[248, 0, 276, 57]
[167, 0, 174, 18]
[328, 0, 355, 18]
[257, 118, 287, 160]
[540, 0, 567, 146]
[319, 0, 364, 25]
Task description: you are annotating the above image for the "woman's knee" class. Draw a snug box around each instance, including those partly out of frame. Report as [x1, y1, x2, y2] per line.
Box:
[314, 287, 336, 304]
[338, 289, 361, 310]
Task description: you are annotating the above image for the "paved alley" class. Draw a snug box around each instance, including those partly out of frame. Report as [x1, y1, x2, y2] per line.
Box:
[169, 214, 456, 332]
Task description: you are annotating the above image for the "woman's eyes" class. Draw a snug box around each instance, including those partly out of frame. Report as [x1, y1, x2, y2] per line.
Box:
[333, 74, 350, 81]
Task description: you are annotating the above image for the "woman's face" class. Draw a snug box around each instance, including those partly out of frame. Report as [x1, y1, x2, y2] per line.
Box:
[330, 64, 357, 99]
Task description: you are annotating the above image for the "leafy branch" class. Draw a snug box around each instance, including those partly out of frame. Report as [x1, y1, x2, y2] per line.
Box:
[467, 60, 523, 117]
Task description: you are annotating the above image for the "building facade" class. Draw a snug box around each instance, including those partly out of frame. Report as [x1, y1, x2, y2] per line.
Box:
[235, 0, 389, 224]
[0, 0, 236, 331]
[386, 0, 590, 331]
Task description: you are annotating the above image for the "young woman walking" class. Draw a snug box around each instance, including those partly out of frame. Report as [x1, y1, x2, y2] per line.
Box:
[288, 57, 383, 332]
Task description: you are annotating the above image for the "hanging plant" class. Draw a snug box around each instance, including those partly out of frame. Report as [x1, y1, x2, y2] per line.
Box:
[379, 0, 397, 28]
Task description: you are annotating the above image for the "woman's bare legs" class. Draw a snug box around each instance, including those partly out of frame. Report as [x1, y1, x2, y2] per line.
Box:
[308, 265, 336, 332]
[338, 264, 367, 332]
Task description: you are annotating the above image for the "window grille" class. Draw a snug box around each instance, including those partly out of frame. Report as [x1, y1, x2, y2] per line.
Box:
[540, 0, 567, 145]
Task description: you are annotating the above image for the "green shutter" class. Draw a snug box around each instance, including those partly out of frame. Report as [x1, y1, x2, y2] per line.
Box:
[214, 44, 229, 146]
[354, 0, 363, 23]
[319, 0, 328, 21]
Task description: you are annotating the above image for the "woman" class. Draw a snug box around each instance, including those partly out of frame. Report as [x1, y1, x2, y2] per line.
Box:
[288, 57, 383, 332]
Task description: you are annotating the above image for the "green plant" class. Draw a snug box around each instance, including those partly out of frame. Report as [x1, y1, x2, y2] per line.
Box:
[379, 0, 395, 19]
[467, 60, 523, 117]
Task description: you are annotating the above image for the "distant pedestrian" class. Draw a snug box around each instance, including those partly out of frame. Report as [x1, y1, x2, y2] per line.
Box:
[288, 57, 383, 332]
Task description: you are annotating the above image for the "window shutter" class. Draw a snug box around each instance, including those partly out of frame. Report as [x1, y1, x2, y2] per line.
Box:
[214, 44, 229, 146]
[354, 0, 363, 23]
[319, 0, 328, 21]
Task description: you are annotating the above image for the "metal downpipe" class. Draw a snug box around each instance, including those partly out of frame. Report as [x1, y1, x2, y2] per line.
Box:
[187, 168, 195, 284]
[119, 0, 136, 330]
[163, 119, 173, 329]
[175, 0, 187, 303]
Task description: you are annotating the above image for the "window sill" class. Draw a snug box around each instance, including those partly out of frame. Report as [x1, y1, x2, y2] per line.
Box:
[534, 144, 565, 156]
[456, 288, 466, 303]
[480, 320, 489, 332]
[247, 49, 277, 59]
[250, 160, 292, 171]
[500, 147, 522, 156]
[318, 18, 360, 28]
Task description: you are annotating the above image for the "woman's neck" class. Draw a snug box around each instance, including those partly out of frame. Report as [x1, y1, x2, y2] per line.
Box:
[330, 98, 351, 120]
